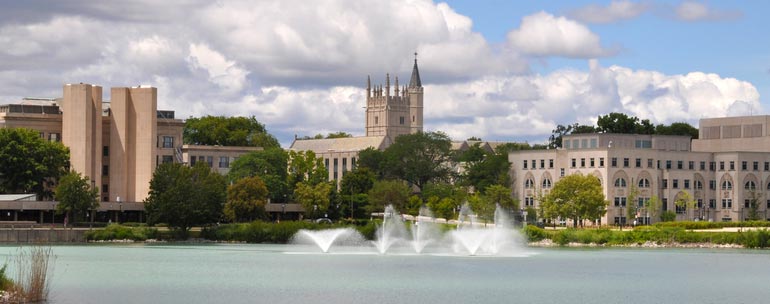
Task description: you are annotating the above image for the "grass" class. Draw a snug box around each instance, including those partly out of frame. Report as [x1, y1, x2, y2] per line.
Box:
[0, 247, 55, 302]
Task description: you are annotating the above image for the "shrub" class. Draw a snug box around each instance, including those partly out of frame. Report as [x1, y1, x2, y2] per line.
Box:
[84, 224, 159, 241]
[523, 225, 547, 242]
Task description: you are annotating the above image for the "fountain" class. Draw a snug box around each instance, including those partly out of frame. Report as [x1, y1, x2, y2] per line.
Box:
[289, 204, 524, 256]
[291, 228, 364, 253]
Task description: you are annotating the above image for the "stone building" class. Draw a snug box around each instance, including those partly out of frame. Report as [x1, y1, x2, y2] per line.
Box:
[509, 117, 770, 225]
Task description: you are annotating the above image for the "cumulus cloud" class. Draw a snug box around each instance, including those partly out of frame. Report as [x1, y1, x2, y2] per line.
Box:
[507, 12, 618, 58]
[673, 1, 742, 22]
[567, 0, 651, 24]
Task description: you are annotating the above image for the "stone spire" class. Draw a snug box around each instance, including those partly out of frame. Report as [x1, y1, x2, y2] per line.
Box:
[366, 75, 371, 97]
[409, 52, 421, 88]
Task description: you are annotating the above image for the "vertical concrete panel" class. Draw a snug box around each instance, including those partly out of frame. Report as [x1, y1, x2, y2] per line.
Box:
[110, 88, 129, 203]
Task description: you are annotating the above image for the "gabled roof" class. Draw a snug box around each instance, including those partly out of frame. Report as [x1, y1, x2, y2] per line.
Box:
[289, 136, 391, 153]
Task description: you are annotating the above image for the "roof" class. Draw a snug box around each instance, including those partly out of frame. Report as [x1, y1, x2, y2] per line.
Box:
[0, 194, 36, 201]
[409, 58, 421, 88]
[289, 136, 390, 153]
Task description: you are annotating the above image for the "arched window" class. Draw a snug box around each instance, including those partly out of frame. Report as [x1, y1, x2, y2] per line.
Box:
[524, 178, 534, 189]
[638, 178, 650, 188]
[614, 178, 627, 188]
[542, 178, 552, 189]
[722, 180, 733, 190]
[745, 181, 756, 190]
[695, 180, 702, 189]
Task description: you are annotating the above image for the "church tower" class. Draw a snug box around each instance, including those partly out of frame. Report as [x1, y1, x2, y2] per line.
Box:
[365, 55, 423, 140]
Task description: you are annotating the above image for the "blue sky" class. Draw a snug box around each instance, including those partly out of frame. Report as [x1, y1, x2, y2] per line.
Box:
[0, 0, 765, 146]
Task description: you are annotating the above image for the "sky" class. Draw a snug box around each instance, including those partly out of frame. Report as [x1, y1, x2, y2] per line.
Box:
[0, 0, 767, 147]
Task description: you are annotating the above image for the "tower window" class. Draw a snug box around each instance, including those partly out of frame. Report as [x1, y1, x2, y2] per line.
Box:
[374, 116, 378, 125]
[412, 115, 415, 122]
[399, 116, 404, 125]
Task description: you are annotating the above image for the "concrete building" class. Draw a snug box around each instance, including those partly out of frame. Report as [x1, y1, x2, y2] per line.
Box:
[290, 56, 423, 186]
[510, 117, 770, 226]
[0, 83, 264, 223]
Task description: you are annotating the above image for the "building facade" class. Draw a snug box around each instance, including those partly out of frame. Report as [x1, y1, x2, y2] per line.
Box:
[510, 117, 770, 226]
[291, 56, 423, 186]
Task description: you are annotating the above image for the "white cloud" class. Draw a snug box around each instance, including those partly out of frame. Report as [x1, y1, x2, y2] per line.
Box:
[187, 43, 250, 94]
[507, 12, 617, 59]
[568, 0, 650, 24]
[674, 1, 742, 22]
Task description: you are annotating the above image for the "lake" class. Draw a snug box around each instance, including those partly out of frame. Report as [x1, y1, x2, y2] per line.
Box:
[0, 244, 767, 304]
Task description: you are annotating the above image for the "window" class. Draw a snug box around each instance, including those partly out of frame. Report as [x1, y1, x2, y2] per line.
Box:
[343, 158, 348, 172]
[722, 199, 732, 208]
[611, 158, 617, 167]
[580, 158, 585, 167]
[662, 179, 668, 189]
[623, 158, 629, 167]
[700, 161, 705, 171]
[571, 159, 576, 168]
[648, 159, 653, 168]
[638, 197, 649, 208]
[162, 136, 174, 148]
[744, 200, 751, 208]
[325, 159, 329, 170]
[333, 158, 339, 180]
[48, 133, 61, 142]
[564, 140, 571, 149]
[549, 159, 554, 168]
[722, 180, 733, 190]
[102, 165, 109, 176]
[635, 158, 641, 168]
[753, 161, 759, 171]
[697, 199, 703, 208]
[745, 181, 756, 190]
[102, 184, 108, 193]
[765, 162, 770, 171]
[525, 197, 535, 207]
[672, 179, 679, 189]
[688, 161, 694, 170]
[675, 203, 686, 214]
[684, 179, 690, 189]
[709, 180, 716, 190]
[666, 160, 672, 169]
[729, 161, 735, 171]
[741, 161, 747, 171]
[219, 156, 229, 168]
[710, 162, 716, 171]
[590, 158, 595, 167]
[351, 157, 357, 170]
[709, 199, 716, 209]
[560, 168, 565, 177]
[206, 156, 213, 167]
[677, 161, 683, 170]
[638, 178, 650, 188]
[719, 161, 724, 171]
[614, 197, 627, 207]
[524, 179, 534, 189]
[614, 178, 627, 188]
[542, 178, 552, 189]
[590, 138, 597, 148]
[162, 155, 174, 164]
[374, 116, 378, 124]
[540, 159, 545, 169]
[662, 198, 668, 211]
[695, 180, 702, 190]
[523, 160, 528, 169]
[103, 146, 109, 157]
[190, 157, 196, 165]
[600, 158, 605, 167]
[531, 160, 536, 169]
[767, 200, 770, 209]
[399, 116, 405, 125]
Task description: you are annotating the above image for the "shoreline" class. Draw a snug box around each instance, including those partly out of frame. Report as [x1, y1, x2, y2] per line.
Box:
[528, 239, 745, 249]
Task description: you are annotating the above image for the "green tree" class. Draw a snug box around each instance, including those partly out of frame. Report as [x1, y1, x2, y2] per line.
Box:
[367, 180, 411, 214]
[183, 115, 280, 148]
[0, 128, 70, 198]
[287, 150, 327, 188]
[427, 197, 457, 220]
[225, 176, 268, 222]
[674, 191, 697, 220]
[54, 171, 99, 223]
[467, 194, 493, 223]
[746, 189, 762, 221]
[293, 181, 332, 219]
[325, 132, 353, 138]
[145, 163, 227, 237]
[542, 174, 607, 228]
[227, 148, 289, 203]
[383, 131, 454, 191]
[357, 147, 387, 179]
[644, 195, 662, 224]
[655, 122, 699, 139]
[484, 185, 517, 210]
[597, 112, 640, 134]
[460, 144, 512, 194]
[339, 167, 376, 196]
[626, 184, 640, 224]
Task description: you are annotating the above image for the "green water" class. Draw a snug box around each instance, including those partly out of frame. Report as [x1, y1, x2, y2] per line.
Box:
[0, 244, 767, 304]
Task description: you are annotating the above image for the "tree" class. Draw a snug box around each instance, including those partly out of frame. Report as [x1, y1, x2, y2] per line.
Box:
[626, 184, 640, 224]
[339, 167, 376, 196]
[427, 197, 457, 221]
[674, 191, 697, 220]
[293, 181, 332, 219]
[225, 176, 268, 222]
[325, 132, 353, 139]
[644, 196, 662, 224]
[183, 115, 280, 148]
[145, 163, 227, 237]
[745, 189, 762, 221]
[367, 180, 411, 214]
[597, 112, 640, 134]
[54, 171, 99, 223]
[655, 122, 699, 139]
[0, 128, 70, 199]
[484, 185, 517, 210]
[383, 131, 454, 191]
[357, 147, 387, 179]
[287, 150, 327, 188]
[541, 174, 607, 228]
[227, 148, 289, 203]
[459, 144, 511, 194]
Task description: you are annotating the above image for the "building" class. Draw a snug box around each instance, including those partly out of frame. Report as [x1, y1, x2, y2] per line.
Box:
[509, 116, 770, 226]
[0, 83, 261, 223]
[290, 56, 423, 186]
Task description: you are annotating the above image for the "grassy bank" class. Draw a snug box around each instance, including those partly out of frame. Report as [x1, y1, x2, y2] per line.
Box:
[524, 225, 770, 248]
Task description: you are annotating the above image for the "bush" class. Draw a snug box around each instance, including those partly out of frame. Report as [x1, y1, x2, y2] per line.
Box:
[84, 224, 159, 241]
[523, 225, 547, 242]
[201, 221, 352, 243]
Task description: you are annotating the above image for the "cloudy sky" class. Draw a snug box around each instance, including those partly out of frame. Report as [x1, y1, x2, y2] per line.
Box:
[1, 0, 767, 146]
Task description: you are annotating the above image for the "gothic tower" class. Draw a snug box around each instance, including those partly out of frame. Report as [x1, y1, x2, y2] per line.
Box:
[365, 56, 423, 140]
